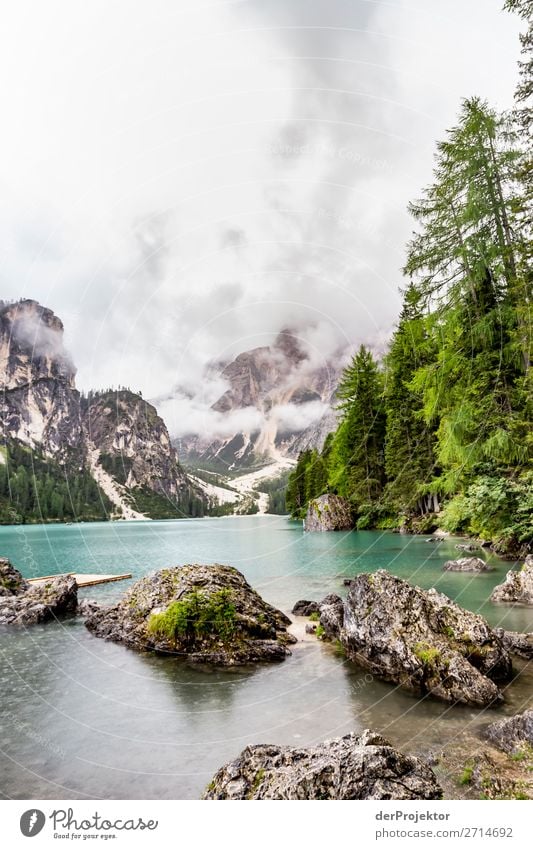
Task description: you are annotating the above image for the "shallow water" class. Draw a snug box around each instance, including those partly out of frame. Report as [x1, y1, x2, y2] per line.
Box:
[0, 516, 532, 799]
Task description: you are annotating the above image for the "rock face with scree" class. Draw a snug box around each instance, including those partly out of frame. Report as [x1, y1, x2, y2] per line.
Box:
[317, 570, 512, 706]
[84, 563, 295, 665]
[203, 730, 443, 800]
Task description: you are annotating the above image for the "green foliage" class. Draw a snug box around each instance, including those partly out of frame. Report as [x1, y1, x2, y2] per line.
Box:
[286, 448, 329, 518]
[315, 624, 325, 639]
[147, 589, 236, 644]
[206, 500, 236, 517]
[414, 641, 441, 668]
[440, 470, 532, 549]
[459, 764, 474, 785]
[309, 611, 320, 622]
[255, 471, 290, 514]
[128, 485, 206, 519]
[99, 452, 133, 486]
[328, 345, 386, 507]
[0, 440, 112, 523]
[283, 89, 531, 556]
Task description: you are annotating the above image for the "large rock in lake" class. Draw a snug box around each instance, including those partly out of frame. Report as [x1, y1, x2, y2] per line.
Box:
[490, 556, 533, 605]
[485, 709, 533, 755]
[443, 557, 491, 572]
[84, 564, 296, 665]
[0, 558, 77, 625]
[319, 570, 511, 706]
[203, 730, 442, 800]
[304, 494, 353, 532]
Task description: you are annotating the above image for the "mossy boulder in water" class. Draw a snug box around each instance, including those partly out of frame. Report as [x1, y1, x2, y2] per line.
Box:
[84, 564, 295, 665]
[318, 570, 512, 706]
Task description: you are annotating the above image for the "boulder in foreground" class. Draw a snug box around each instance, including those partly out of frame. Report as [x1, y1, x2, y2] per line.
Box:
[490, 556, 533, 605]
[304, 494, 353, 532]
[84, 564, 295, 665]
[0, 558, 77, 625]
[485, 709, 533, 756]
[203, 730, 442, 800]
[319, 570, 512, 706]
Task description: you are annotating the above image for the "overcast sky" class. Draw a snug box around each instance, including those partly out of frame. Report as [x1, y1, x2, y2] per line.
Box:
[0, 0, 523, 435]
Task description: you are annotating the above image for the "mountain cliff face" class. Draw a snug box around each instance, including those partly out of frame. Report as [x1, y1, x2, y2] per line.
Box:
[0, 300, 84, 460]
[82, 389, 189, 496]
[179, 330, 341, 471]
[0, 299, 202, 521]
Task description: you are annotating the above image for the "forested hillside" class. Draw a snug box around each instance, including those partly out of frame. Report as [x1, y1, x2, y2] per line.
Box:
[0, 442, 112, 523]
[287, 2, 532, 556]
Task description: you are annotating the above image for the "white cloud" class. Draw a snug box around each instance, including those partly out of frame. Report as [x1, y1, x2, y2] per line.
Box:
[0, 0, 522, 437]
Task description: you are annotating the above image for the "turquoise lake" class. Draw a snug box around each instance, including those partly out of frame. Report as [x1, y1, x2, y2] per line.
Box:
[1, 516, 532, 799]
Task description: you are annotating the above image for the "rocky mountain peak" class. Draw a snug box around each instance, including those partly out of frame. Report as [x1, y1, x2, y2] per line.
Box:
[272, 327, 308, 366]
[0, 299, 75, 390]
[0, 299, 82, 458]
[180, 330, 342, 471]
[82, 388, 188, 496]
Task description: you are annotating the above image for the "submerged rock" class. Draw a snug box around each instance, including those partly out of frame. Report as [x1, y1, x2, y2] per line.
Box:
[485, 709, 533, 755]
[443, 557, 491, 572]
[84, 563, 295, 665]
[291, 599, 320, 616]
[455, 543, 480, 552]
[490, 556, 533, 605]
[203, 730, 443, 800]
[319, 570, 511, 706]
[0, 559, 77, 625]
[303, 494, 353, 532]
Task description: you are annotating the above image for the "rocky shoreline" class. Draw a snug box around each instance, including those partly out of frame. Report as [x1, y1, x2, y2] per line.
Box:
[3, 546, 533, 799]
[0, 557, 77, 625]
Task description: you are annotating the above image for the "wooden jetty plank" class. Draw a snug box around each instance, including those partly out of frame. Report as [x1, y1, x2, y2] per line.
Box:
[28, 573, 132, 588]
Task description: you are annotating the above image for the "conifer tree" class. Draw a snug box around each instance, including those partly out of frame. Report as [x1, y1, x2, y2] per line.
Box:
[383, 285, 438, 514]
[328, 345, 386, 508]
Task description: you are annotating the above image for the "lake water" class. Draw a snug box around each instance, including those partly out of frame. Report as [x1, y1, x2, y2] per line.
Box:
[1, 516, 532, 799]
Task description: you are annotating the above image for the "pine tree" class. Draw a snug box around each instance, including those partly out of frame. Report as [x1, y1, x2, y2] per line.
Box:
[504, 0, 533, 134]
[405, 98, 530, 486]
[286, 450, 312, 517]
[383, 285, 438, 514]
[328, 345, 386, 508]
